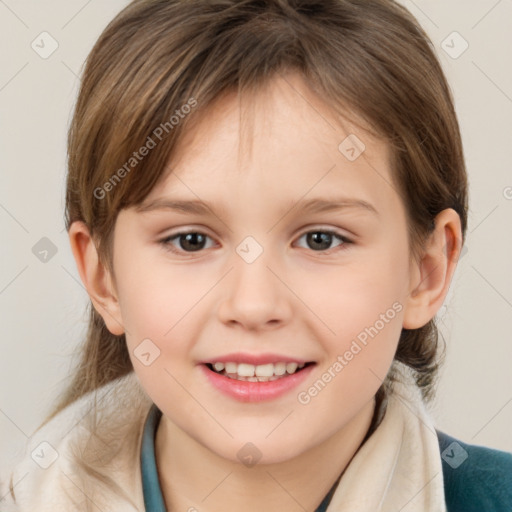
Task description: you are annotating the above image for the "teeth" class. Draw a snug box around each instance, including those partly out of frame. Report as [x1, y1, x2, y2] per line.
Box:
[238, 363, 255, 377]
[255, 363, 274, 377]
[210, 361, 308, 380]
[274, 362, 286, 376]
[225, 362, 237, 374]
[286, 363, 298, 374]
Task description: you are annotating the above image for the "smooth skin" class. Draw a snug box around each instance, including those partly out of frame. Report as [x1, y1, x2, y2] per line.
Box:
[69, 72, 462, 512]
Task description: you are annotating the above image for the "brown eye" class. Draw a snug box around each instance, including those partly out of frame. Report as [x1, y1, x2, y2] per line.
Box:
[307, 232, 334, 251]
[178, 233, 207, 251]
[161, 232, 214, 253]
[296, 230, 351, 253]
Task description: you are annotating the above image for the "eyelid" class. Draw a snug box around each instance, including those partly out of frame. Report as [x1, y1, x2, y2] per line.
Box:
[294, 224, 354, 243]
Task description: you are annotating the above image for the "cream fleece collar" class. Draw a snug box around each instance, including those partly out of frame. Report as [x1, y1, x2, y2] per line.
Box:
[326, 368, 446, 512]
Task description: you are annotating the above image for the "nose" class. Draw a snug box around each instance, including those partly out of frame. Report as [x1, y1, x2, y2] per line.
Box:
[217, 251, 293, 331]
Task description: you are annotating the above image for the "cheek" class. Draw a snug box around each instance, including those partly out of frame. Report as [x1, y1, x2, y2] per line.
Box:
[297, 250, 407, 349]
[292, 234, 408, 396]
[312, 295, 402, 399]
[115, 250, 207, 340]
[114, 252, 210, 399]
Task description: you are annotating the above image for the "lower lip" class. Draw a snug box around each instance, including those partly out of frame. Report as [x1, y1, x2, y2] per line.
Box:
[200, 364, 315, 402]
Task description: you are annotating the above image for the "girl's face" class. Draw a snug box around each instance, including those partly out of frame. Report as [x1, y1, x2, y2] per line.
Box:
[111, 73, 415, 463]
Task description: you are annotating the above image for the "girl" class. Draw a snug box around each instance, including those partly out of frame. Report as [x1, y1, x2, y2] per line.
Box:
[2, 0, 511, 510]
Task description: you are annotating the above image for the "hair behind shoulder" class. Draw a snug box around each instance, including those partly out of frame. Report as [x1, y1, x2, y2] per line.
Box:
[46, 0, 467, 425]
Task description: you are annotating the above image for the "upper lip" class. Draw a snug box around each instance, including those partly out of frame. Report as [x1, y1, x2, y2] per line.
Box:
[201, 353, 313, 366]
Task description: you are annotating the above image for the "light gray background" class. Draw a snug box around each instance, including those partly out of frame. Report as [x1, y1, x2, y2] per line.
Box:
[1, 0, 511, 468]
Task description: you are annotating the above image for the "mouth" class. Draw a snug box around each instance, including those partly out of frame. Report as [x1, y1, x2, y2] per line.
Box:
[204, 361, 315, 382]
[200, 356, 317, 402]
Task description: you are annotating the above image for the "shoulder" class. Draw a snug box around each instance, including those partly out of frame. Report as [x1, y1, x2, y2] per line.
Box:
[436, 430, 512, 512]
[0, 373, 152, 512]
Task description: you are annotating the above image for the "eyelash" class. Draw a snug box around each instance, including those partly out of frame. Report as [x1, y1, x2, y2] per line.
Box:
[159, 229, 353, 256]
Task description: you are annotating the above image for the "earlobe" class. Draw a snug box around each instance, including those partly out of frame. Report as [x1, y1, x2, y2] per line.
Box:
[68, 221, 125, 335]
[402, 209, 462, 329]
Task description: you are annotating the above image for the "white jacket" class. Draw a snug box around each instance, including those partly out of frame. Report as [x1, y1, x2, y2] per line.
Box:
[1, 368, 446, 511]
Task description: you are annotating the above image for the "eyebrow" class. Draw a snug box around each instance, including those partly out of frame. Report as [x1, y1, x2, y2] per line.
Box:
[136, 196, 378, 217]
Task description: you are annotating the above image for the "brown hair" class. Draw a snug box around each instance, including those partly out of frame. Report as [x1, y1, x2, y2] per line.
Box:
[50, 0, 467, 422]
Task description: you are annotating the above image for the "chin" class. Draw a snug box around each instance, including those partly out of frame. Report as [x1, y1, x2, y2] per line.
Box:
[205, 432, 310, 466]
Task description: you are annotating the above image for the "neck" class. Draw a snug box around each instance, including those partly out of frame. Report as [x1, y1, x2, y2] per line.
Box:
[155, 397, 376, 512]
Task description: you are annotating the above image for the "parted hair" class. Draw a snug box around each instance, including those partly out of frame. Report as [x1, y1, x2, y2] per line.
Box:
[50, 0, 467, 424]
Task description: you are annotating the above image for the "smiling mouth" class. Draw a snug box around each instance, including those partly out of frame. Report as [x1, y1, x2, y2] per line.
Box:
[205, 361, 316, 382]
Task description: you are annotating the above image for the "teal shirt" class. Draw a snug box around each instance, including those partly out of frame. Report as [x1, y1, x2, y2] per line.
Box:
[141, 404, 512, 512]
[437, 430, 512, 512]
[140, 405, 167, 512]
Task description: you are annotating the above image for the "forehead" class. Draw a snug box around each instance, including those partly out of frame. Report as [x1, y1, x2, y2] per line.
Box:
[145, 72, 397, 212]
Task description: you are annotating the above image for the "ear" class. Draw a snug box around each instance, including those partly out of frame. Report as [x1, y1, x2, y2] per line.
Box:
[68, 221, 125, 335]
[402, 208, 463, 329]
